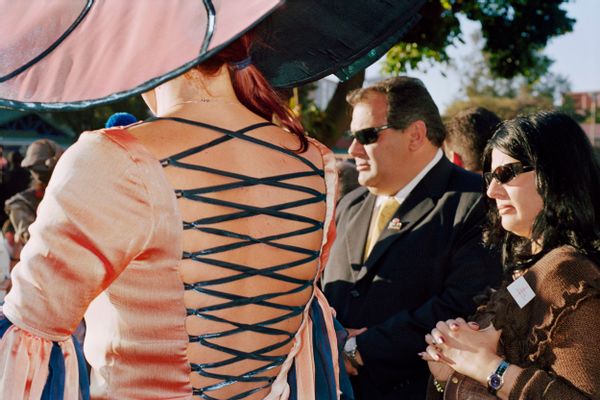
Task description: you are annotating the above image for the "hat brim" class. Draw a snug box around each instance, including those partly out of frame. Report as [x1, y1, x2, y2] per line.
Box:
[254, 0, 425, 88]
[0, 0, 424, 111]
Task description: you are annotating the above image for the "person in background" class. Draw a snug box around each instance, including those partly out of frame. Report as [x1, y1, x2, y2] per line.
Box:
[0, 145, 7, 181]
[4, 139, 63, 247]
[0, 150, 30, 226]
[444, 107, 501, 174]
[336, 159, 360, 201]
[423, 111, 600, 399]
[322, 76, 501, 399]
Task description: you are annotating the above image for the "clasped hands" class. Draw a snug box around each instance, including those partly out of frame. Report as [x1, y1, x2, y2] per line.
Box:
[419, 318, 503, 386]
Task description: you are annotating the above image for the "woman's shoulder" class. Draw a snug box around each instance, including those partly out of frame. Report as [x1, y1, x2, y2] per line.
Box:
[305, 136, 335, 166]
[64, 126, 152, 168]
[52, 127, 153, 192]
[529, 245, 600, 295]
[535, 245, 599, 274]
[79, 125, 145, 156]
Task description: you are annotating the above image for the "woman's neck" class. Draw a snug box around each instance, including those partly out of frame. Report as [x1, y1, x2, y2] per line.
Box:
[154, 66, 239, 115]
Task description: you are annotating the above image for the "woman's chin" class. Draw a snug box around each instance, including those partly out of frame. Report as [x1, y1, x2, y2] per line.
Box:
[501, 219, 528, 238]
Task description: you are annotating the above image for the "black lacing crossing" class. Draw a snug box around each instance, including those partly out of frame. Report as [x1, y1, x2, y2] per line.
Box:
[152, 117, 326, 399]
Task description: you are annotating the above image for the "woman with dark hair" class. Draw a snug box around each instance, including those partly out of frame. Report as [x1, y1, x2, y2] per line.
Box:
[422, 111, 600, 399]
[0, 28, 344, 400]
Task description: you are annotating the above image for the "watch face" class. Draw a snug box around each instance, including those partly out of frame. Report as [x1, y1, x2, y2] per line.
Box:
[489, 374, 502, 389]
[344, 337, 357, 352]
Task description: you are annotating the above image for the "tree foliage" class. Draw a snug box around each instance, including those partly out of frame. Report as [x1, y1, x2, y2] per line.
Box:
[384, 0, 574, 82]
[299, 0, 575, 147]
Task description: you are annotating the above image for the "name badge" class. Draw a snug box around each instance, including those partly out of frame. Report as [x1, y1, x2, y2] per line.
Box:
[507, 276, 535, 308]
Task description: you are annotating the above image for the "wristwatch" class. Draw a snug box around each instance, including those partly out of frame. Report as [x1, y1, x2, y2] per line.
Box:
[343, 337, 360, 368]
[487, 359, 510, 395]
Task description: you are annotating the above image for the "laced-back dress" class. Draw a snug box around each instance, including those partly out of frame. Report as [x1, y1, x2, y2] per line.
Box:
[0, 114, 344, 400]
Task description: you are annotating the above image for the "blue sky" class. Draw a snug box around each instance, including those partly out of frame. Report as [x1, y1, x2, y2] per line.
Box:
[366, 0, 600, 113]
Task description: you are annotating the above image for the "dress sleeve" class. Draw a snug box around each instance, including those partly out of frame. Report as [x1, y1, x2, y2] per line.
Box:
[509, 294, 600, 400]
[0, 130, 153, 398]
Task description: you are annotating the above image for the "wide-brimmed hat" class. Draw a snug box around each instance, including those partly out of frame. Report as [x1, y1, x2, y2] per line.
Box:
[0, 0, 424, 111]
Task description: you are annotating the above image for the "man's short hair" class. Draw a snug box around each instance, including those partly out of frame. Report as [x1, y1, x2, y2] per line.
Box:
[346, 76, 446, 147]
[445, 107, 501, 172]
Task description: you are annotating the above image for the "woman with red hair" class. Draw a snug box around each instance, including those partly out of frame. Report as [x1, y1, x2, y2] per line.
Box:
[0, 1, 425, 397]
[0, 30, 345, 400]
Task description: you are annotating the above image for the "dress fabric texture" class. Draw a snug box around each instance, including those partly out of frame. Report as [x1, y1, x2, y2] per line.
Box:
[426, 245, 600, 399]
[0, 123, 343, 400]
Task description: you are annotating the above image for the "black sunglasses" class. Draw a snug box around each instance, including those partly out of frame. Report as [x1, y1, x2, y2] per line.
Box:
[484, 162, 534, 187]
[346, 125, 394, 145]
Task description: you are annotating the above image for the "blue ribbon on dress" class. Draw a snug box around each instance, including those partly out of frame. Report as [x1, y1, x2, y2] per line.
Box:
[286, 300, 355, 400]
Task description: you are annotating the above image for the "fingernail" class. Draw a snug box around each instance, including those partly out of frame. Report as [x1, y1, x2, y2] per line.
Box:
[469, 321, 479, 327]
[433, 353, 440, 361]
[450, 323, 459, 330]
[438, 336, 445, 344]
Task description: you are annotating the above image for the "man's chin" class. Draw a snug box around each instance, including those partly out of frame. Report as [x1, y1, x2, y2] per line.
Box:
[358, 177, 381, 194]
[357, 173, 374, 187]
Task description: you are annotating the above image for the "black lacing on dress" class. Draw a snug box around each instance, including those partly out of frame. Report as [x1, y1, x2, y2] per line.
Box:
[151, 117, 326, 399]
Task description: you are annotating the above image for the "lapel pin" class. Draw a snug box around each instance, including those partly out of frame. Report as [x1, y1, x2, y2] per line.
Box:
[388, 218, 402, 230]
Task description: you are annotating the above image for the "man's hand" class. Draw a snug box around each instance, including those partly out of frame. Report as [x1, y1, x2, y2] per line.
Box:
[343, 327, 367, 376]
[347, 327, 367, 338]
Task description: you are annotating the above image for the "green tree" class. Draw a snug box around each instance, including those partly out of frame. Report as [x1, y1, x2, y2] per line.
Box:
[300, 0, 574, 147]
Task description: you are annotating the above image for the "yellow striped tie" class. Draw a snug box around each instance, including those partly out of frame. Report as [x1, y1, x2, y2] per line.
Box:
[364, 197, 400, 261]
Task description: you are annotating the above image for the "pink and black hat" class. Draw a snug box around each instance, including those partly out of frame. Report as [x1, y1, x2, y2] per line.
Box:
[0, 0, 424, 111]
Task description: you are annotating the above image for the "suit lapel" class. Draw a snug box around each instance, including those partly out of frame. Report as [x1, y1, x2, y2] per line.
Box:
[361, 187, 434, 272]
[356, 157, 454, 282]
[343, 190, 376, 277]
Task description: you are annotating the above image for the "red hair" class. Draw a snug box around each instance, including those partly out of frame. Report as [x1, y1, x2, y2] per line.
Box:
[197, 32, 308, 153]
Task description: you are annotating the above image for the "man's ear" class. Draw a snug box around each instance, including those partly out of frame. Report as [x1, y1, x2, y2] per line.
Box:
[407, 120, 427, 151]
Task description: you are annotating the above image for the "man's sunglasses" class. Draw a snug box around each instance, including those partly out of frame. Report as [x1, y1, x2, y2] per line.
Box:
[346, 125, 395, 145]
[484, 162, 534, 187]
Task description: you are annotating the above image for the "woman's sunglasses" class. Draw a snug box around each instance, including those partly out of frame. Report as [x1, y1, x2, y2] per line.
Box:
[484, 162, 534, 187]
[346, 125, 394, 145]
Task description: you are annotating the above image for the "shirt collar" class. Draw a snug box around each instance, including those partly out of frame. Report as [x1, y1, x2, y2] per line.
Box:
[376, 149, 443, 207]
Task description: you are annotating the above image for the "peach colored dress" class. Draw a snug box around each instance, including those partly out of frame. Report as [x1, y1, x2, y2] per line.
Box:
[0, 119, 340, 400]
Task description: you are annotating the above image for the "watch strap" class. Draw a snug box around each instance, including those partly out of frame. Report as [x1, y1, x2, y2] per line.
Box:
[487, 360, 510, 395]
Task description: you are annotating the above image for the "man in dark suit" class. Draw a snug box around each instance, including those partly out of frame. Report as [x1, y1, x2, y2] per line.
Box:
[322, 76, 501, 399]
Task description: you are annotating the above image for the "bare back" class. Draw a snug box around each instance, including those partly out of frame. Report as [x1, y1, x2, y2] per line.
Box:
[129, 105, 328, 399]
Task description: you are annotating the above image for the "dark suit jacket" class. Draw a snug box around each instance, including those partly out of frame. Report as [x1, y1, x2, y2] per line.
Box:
[322, 157, 501, 400]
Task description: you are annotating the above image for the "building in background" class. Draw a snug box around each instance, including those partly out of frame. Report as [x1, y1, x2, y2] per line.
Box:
[0, 110, 75, 153]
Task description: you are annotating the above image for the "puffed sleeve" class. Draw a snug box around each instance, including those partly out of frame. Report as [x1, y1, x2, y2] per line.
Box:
[0, 130, 153, 399]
